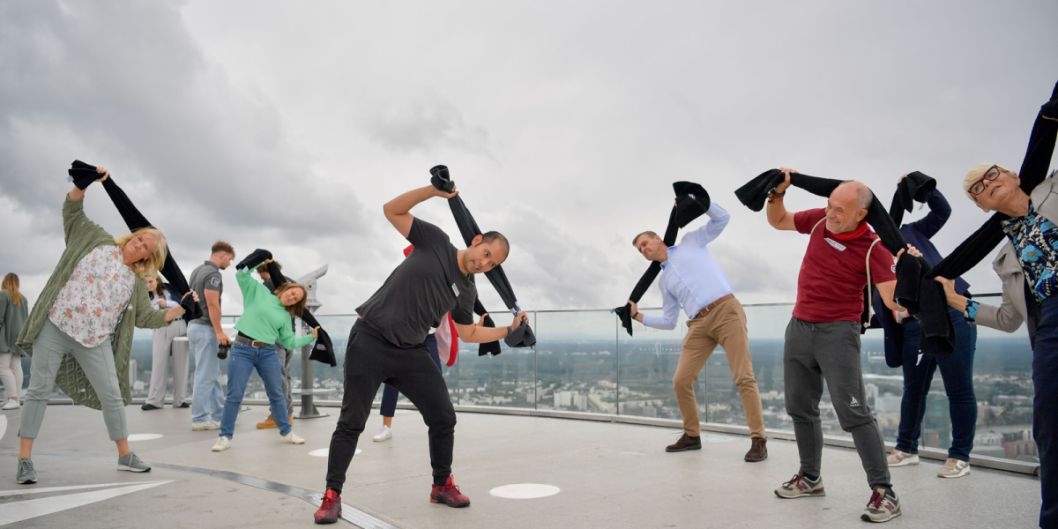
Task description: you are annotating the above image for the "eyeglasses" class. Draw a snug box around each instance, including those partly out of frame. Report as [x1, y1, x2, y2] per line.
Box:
[969, 165, 1001, 197]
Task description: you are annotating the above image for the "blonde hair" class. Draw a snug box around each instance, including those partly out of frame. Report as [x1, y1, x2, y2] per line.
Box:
[114, 227, 168, 276]
[963, 163, 1014, 202]
[2, 273, 23, 306]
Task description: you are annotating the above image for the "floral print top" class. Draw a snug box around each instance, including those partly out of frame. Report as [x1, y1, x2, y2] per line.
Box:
[49, 246, 137, 347]
[1001, 201, 1058, 302]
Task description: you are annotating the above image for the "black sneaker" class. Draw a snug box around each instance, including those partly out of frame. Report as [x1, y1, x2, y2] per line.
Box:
[141, 403, 162, 411]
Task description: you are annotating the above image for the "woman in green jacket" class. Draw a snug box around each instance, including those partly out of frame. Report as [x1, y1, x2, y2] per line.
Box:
[0, 273, 29, 410]
[211, 258, 316, 452]
[14, 166, 192, 485]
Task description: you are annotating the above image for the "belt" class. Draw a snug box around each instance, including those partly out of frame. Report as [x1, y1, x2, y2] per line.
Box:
[693, 294, 735, 319]
[235, 332, 270, 348]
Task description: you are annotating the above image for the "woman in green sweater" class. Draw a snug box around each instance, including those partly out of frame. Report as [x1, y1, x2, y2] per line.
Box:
[14, 167, 191, 485]
[0, 273, 29, 410]
[211, 258, 316, 452]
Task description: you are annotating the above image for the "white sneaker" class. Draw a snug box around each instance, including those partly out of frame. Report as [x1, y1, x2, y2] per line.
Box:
[373, 425, 392, 443]
[886, 449, 919, 467]
[211, 436, 232, 452]
[280, 431, 305, 445]
[937, 458, 970, 478]
[192, 420, 221, 431]
[2, 399, 20, 410]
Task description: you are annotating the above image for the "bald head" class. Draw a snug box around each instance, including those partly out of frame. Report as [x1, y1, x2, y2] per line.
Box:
[826, 180, 872, 234]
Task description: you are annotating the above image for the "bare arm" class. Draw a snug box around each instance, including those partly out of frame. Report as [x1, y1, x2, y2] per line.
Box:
[204, 289, 231, 346]
[874, 280, 905, 312]
[454, 311, 528, 343]
[767, 167, 796, 231]
[383, 185, 458, 238]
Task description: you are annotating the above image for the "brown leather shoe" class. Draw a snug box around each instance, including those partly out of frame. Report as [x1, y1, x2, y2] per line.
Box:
[256, 415, 277, 429]
[744, 437, 768, 462]
[665, 433, 702, 452]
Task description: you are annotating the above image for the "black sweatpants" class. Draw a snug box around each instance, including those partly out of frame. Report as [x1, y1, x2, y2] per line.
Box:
[325, 321, 457, 492]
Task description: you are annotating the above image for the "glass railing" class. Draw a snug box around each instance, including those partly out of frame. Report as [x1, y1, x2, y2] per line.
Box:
[106, 294, 1035, 469]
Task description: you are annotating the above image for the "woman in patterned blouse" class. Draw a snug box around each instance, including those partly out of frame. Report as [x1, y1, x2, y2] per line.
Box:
[936, 164, 1058, 529]
[14, 166, 194, 485]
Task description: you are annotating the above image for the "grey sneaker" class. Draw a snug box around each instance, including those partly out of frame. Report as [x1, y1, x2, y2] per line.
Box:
[774, 473, 825, 498]
[861, 487, 901, 523]
[886, 449, 919, 467]
[16, 458, 36, 484]
[937, 458, 970, 478]
[117, 452, 151, 473]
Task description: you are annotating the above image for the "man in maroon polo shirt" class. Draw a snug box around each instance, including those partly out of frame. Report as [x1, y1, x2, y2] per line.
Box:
[765, 168, 905, 524]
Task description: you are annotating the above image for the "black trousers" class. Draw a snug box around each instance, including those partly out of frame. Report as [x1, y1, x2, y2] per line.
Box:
[325, 321, 457, 492]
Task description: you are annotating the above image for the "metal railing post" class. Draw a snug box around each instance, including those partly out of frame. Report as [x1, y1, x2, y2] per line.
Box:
[296, 265, 328, 420]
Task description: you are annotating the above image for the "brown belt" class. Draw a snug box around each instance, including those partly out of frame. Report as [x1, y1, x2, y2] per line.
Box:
[693, 294, 735, 319]
[235, 333, 270, 348]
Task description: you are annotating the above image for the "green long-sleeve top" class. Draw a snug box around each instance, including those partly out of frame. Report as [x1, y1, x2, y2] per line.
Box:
[234, 268, 314, 351]
[0, 291, 29, 355]
[17, 196, 169, 410]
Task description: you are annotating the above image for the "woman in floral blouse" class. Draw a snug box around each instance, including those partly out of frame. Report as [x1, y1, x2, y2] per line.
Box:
[14, 166, 194, 485]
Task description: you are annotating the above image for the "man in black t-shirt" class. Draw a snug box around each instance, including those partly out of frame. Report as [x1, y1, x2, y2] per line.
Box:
[315, 183, 526, 524]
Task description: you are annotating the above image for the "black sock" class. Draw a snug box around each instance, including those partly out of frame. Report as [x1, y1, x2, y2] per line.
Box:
[803, 473, 819, 482]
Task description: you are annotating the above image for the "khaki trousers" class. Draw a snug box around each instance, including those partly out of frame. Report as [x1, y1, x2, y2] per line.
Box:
[673, 297, 765, 438]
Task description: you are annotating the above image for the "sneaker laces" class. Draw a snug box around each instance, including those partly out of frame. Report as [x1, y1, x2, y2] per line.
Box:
[321, 490, 339, 508]
[19, 459, 34, 472]
[783, 474, 804, 489]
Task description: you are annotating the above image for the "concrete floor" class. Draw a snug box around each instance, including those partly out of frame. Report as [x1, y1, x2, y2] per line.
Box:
[0, 404, 1041, 528]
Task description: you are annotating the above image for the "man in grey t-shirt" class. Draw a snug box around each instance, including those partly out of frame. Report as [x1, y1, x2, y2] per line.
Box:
[188, 241, 234, 430]
[315, 182, 527, 523]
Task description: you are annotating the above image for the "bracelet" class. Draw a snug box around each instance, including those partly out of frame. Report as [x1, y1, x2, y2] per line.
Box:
[767, 187, 785, 198]
[965, 299, 979, 321]
[631, 312, 641, 321]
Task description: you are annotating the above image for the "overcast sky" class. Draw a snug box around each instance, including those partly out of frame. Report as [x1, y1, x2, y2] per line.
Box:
[1, 1, 1056, 318]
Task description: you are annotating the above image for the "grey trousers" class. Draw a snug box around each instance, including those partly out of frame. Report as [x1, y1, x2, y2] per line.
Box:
[146, 319, 189, 407]
[783, 317, 890, 489]
[21, 319, 128, 441]
[277, 345, 293, 417]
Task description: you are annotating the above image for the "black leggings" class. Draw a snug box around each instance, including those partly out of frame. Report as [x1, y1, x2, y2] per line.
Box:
[325, 321, 456, 492]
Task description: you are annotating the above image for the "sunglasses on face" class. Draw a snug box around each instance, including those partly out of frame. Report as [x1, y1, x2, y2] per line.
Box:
[969, 165, 1001, 197]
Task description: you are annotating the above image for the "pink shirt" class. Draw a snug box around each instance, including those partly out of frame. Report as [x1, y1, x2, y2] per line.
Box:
[49, 246, 137, 347]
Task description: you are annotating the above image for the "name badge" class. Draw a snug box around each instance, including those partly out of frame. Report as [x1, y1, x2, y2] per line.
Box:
[451, 283, 460, 297]
[824, 238, 847, 252]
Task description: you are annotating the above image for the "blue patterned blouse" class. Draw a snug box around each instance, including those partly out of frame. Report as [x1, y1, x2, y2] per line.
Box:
[1001, 201, 1058, 301]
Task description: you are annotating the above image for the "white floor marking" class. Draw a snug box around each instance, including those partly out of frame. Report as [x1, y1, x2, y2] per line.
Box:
[0, 480, 172, 526]
[308, 448, 360, 457]
[127, 433, 164, 442]
[488, 483, 561, 499]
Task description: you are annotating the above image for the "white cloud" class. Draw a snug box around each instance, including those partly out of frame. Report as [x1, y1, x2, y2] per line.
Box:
[1, 0, 1056, 318]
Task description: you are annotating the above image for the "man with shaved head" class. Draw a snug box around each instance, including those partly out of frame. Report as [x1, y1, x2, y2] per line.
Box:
[765, 169, 904, 523]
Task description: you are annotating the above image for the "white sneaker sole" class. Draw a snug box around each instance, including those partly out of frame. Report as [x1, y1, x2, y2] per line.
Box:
[117, 465, 151, 473]
[938, 467, 970, 479]
[887, 458, 919, 467]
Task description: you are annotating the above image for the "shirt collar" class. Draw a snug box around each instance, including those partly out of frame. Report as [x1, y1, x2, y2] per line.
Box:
[659, 245, 676, 269]
[1001, 200, 1037, 235]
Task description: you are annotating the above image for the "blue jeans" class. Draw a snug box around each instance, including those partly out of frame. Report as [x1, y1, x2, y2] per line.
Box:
[1034, 295, 1058, 529]
[380, 334, 442, 417]
[895, 309, 978, 461]
[220, 341, 291, 438]
[189, 323, 224, 424]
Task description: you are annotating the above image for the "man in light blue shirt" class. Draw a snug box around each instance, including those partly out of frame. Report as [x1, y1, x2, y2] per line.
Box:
[627, 202, 767, 462]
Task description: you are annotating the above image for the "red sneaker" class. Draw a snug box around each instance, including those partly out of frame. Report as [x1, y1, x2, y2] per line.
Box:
[430, 476, 471, 508]
[314, 489, 342, 524]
